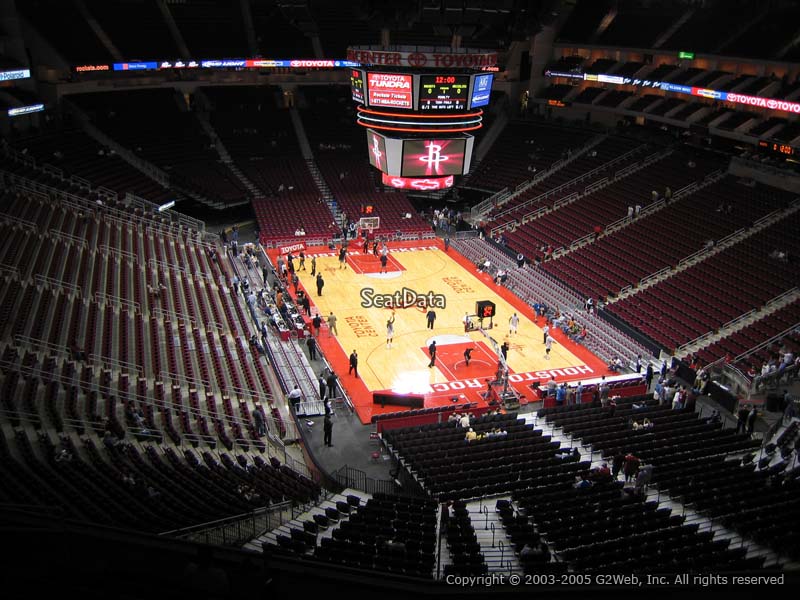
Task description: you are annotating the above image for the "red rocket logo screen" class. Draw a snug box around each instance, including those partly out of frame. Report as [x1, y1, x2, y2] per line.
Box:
[401, 138, 466, 177]
[366, 129, 387, 172]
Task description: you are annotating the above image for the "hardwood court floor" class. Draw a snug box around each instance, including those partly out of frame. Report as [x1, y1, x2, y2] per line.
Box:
[273, 239, 608, 424]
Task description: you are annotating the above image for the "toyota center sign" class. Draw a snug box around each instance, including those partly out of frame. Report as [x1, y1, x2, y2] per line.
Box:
[347, 48, 498, 70]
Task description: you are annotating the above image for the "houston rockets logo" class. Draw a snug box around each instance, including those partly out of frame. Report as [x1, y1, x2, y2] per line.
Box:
[419, 142, 449, 175]
[402, 139, 465, 177]
[371, 135, 383, 170]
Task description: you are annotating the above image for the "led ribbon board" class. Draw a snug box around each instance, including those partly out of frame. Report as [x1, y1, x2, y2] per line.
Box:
[544, 70, 800, 115]
[8, 104, 44, 117]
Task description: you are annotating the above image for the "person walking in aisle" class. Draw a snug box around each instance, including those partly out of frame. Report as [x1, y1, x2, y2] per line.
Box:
[349, 350, 359, 378]
[323, 414, 333, 447]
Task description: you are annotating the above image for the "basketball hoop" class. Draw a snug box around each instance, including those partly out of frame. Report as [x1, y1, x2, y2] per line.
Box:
[359, 215, 380, 236]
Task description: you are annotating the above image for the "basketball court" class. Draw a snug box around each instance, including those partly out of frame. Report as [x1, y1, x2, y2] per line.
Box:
[268, 234, 610, 424]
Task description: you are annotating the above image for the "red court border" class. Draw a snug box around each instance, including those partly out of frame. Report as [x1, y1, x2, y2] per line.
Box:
[267, 239, 612, 423]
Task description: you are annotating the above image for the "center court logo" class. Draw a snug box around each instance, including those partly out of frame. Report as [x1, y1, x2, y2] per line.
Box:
[360, 287, 446, 309]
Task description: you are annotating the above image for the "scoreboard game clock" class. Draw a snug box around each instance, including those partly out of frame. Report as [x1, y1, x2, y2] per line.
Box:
[418, 74, 470, 111]
[757, 140, 796, 157]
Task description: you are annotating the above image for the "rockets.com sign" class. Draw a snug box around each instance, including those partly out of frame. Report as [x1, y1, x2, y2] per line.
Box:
[367, 73, 413, 109]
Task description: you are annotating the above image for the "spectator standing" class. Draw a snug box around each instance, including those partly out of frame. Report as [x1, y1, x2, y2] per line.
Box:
[623, 453, 640, 483]
[327, 312, 338, 336]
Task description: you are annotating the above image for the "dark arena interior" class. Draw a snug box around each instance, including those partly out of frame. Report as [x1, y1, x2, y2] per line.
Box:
[2, 0, 800, 597]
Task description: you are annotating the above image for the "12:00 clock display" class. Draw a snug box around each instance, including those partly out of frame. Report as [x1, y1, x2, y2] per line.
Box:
[418, 74, 470, 111]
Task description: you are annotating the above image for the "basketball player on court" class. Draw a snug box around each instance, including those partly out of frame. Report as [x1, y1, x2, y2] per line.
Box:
[386, 312, 395, 349]
[545, 334, 555, 359]
[509, 313, 519, 335]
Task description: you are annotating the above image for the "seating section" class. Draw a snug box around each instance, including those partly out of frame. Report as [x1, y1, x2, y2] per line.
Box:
[502, 150, 725, 256]
[466, 120, 597, 192]
[253, 192, 335, 246]
[647, 97, 685, 117]
[442, 501, 488, 576]
[537, 394, 798, 569]
[68, 89, 248, 205]
[8, 125, 173, 205]
[384, 413, 587, 501]
[308, 493, 438, 577]
[0, 427, 318, 533]
[614, 61, 645, 78]
[627, 94, 662, 112]
[585, 58, 617, 74]
[572, 87, 606, 105]
[0, 187, 278, 450]
[596, 90, 634, 108]
[662, 454, 800, 560]
[608, 211, 800, 351]
[697, 300, 800, 370]
[540, 177, 795, 301]
[487, 134, 646, 227]
[515, 477, 760, 571]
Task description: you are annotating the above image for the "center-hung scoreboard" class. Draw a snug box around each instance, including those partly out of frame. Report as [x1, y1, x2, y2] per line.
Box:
[348, 59, 495, 192]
